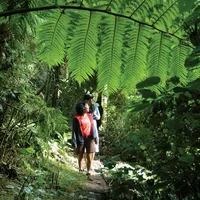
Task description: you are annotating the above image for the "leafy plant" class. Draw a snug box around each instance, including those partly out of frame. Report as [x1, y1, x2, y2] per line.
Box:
[106, 78, 200, 199]
[0, 0, 198, 93]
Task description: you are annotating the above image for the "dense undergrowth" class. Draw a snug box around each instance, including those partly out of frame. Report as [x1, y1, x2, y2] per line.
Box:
[102, 78, 200, 200]
[0, 140, 87, 200]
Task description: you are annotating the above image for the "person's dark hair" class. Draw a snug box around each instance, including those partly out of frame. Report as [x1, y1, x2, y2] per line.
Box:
[84, 93, 94, 100]
[75, 102, 85, 115]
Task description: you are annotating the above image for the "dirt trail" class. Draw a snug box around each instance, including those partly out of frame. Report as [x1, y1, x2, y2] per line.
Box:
[75, 159, 110, 200]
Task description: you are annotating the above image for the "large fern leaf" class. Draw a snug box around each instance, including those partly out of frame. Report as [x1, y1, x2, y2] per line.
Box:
[147, 32, 172, 89]
[188, 67, 200, 81]
[129, 0, 156, 22]
[169, 41, 191, 85]
[97, 14, 125, 93]
[151, 0, 179, 32]
[121, 22, 150, 92]
[0, 0, 196, 94]
[108, 0, 130, 14]
[67, 10, 101, 84]
[0, 0, 7, 12]
[36, 10, 69, 66]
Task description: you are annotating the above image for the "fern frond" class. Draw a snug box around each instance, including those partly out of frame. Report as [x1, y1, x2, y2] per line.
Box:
[108, 0, 128, 14]
[36, 10, 69, 66]
[169, 41, 191, 85]
[151, 0, 180, 33]
[129, 0, 155, 21]
[65, 0, 83, 6]
[97, 14, 125, 93]
[121, 23, 150, 92]
[0, 0, 7, 12]
[67, 11, 101, 84]
[81, 0, 95, 7]
[147, 32, 172, 89]
[83, 0, 111, 10]
[188, 66, 200, 82]
[7, 11, 41, 40]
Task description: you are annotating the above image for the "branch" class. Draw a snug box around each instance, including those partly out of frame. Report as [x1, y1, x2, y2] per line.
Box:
[0, 4, 190, 42]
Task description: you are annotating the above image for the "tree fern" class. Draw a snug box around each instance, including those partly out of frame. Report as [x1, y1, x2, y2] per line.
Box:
[36, 9, 69, 66]
[169, 41, 192, 85]
[0, 0, 7, 11]
[129, 0, 156, 22]
[108, 0, 128, 14]
[0, 0, 197, 94]
[97, 14, 125, 93]
[82, 0, 111, 8]
[188, 67, 200, 82]
[147, 32, 172, 89]
[121, 22, 150, 92]
[151, 0, 179, 32]
[67, 10, 101, 84]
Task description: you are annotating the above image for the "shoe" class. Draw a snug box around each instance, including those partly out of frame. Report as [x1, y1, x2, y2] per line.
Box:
[86, 172, 91, 176]
[79, 169, 84, 172]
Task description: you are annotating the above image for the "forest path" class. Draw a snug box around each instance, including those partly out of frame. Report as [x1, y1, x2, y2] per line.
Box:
[74, 158, 110, 200]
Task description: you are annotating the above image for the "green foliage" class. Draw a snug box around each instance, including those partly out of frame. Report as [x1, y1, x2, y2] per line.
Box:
[98, 14, 125, 93]
[136, 76, 161, 89]
[36, 10, 69, 66]
[68, 11, 100, 84]
[0, 1, 200, 199]
[107, 165, 158, 200]
[16, 140, 87, 200]
[107, 78, 200, 199]
[178, 0, 196, 14]
[121, 23, 149, 92]
[169, 42, 191, 85]
[147, 33, 172, 89]
[0, 0, 196, 93]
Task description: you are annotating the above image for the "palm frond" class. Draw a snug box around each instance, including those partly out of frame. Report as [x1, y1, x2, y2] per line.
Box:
[121, 23, 150, 92]
[97, 14, 125, 93]
[67, 11, 101, 84]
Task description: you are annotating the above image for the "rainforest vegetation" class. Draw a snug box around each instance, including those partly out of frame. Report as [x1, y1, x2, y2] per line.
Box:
[0, 0, 200, 199]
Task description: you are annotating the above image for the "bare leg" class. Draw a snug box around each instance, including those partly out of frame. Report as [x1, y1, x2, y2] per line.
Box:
[78, 145, 84, 170]
[91, 152, 95, 170]
[84, 153, 87, 166]
[78, 152, 84, 170]
[86, 153, 94, 173]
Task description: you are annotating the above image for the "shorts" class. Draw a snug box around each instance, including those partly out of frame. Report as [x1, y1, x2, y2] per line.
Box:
[77, 135, 95, 154]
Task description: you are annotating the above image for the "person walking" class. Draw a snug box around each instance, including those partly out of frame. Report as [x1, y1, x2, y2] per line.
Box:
[71, 101, 97, 176]
[84, 94, 101, 154]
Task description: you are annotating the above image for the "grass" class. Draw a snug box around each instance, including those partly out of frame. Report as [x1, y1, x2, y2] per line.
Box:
[0, 142, 88, 200]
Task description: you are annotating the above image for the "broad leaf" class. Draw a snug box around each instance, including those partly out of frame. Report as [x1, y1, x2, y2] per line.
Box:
[139, 89, 157, 99]
[179, 154, 195, 164]
[136, 76, 161, 89]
